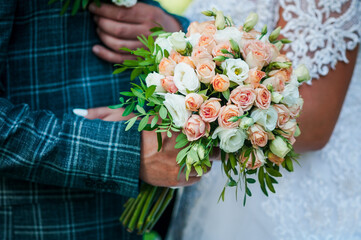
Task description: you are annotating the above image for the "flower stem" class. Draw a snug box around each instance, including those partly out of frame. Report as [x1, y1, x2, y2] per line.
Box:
[127, 184, 152, 232]
[121, 190, 142, 227]
[136, 186, 158, 231]
[119, 198, 135, 222]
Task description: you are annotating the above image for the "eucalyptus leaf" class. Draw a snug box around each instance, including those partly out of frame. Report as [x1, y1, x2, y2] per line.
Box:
[138, 115, 149, 131]
[159, 106, 167, 119]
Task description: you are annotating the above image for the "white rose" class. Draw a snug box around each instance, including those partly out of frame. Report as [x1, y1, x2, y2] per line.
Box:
[239, 117, 254, 130]
[186, 33, 201, 48]
[221, 59, 249, 85]
[281, 83, 299, 106]
[294, 64, 311, 83]
[145, 72, 166, 93]
[214, 27, 243, 44]
[270, 136, 291, 158]
[112, 0, 137, 7]
[163, 94, 191, 127]
[154, 34, 173, 55]
[212, 127, 246, 153]
[169, 31, 188, 53]
[173, 62, 200, 95]
[250, 106, 278, 131]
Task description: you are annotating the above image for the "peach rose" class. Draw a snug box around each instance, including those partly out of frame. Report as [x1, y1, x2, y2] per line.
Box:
[161, 76, 178, 93]
[267, 152, 285, 165]
[199, 98, 221, 122]
[191, 46, 213, 66]
[242, 40, 272, 69]
[196, 59, 216, 84]
[280, 120, 298, 144]
[239, 29, 261, 48]
[183, 115, 210, 141]
[169, 51, 182, 63]
[218, 105, 243, 129]
[185, 93, 204, 111]
[244, 67, 266, 88]
[179, 56, 195, 69]
[229, 85, 256, 111]
[212, 41, 235, 58]
[186, 21, 216, 37]
[240, 149, 265, 170]
[255, 84, 271, 109]
[288, 98, 304, 118]
[212, 74, 230, 92]
[159, 58, 176, 76]
[247, 124, 268, 148]
[274, 104, 291, 128]
[268, 42, 280, 62]
[262, 70, 288, 92]
[198, 33, 217, 54]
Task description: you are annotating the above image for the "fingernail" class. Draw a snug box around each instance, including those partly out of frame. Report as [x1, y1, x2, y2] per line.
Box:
[73, 108, 88, 117]
[92, 45, 99, 53]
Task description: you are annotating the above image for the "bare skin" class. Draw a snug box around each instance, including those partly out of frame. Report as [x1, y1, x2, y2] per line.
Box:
[277, 9, 359, 153]
[88, 2, 182, 63]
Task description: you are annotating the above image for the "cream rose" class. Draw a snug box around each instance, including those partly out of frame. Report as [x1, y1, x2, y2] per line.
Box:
[161, 76, 178, 93]
[239, 29, 261, 49]
[199, 98, 222, 122]
[212, 74, 230, 92]
[250, 106, 278, 131]
[242, 40, 272, 69]
[248, 124, 268, 148]
[255, 84, 271, 109]
[218, 105, 243, 129]
[240, 149, 266, 170]
[173, 62, 200, 95]
[281, 83, 300, 106]
[158, 58, 176, 76]
[183, 115, 210, 141]
[191, 46, 213, 66]
[163, 94, 191, 127]
[270, 136, 291, 158]
[185, 93, 204, 111]
[288, 98, 304, 118]
[229, 85, 256, 111]
[221, 59, 249, 85]
[154, 34, 173, 55]
[198, 33, 217, 54]
[239, 117, 254, 130]
[145, 72, 166, 93]
[212, 127, 246, 153]
[196, 59, 216, 84]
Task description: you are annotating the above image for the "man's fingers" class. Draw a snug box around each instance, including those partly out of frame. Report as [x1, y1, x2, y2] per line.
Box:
[89, 2, 149, 24]
[181, 176, 202, 186]
[95, 16, 150, 40]
[92, 45, 136, 63]
[96, 28, 143, 52]
[85, 107, 112, 120]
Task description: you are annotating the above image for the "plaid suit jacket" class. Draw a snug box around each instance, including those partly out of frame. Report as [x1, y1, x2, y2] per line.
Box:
[0, 0, 189, 239]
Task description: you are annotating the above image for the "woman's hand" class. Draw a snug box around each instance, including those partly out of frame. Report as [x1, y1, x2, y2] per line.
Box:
[89, 2, 182, 63]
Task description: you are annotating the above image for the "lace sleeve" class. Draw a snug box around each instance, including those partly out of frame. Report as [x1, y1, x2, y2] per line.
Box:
[280, 0, 361, 79]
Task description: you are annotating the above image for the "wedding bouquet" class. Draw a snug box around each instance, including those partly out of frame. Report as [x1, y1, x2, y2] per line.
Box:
[113, 9, 310, 234]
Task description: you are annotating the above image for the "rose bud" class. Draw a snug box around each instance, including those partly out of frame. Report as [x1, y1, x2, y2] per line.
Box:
[185, 93, 204, 111]
[183, 115, 210, 141]
[269, 136, 291, 158]
[159, 58, 176, 76]
[179, 56, 196, 69]
[274, 104, 291, 128]
[199, 98, 222, 122]
[268, 152, 285, 165]
[212, 74, 230, 92]
[244, 67, 266, 88]
[247, 124, 268, 148]
[243, 12, 259, 32]
[161, 76, 178, 93]
[218, 105, 243, 129]
[242, 40, 272, 70]
[196, 59, 216, 84]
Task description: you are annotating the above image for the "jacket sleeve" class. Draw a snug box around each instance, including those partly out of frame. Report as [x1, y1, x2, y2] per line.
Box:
[0, 1, 141, 198]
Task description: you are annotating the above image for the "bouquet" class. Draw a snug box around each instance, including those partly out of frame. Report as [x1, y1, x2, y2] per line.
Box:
[112, 9, 310, 234]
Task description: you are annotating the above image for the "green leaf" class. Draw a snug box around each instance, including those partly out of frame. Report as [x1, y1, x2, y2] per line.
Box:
[167, 131, 172, 138]
[258, 167, 268, 196]
[265, 174, 276, 193]
[130, 68, 142, 80]
[246, 178, 256, 184]
[157, 132, 162, 151]
[123, 59, 139, 66]
[60, 0, 71, 15]
[174, 139, 189, 149]
[119, 47, 133, 53]
[113, 67, 127, 75]
[48, 0, 60, 5]
[285, 157, 294, 172]
[176, 133, 187, 143]
[108, 104, 124, 109]
[150, 26, 163, 33]
[125, 117, 137, 131]
[246, 187, 252, 196]
[188, 148, 199, 163]
[194, 166, 203, 176]
[266, 167, 282, 177]
[122, 102, 135, 116]
[229, 153, 237, 169]
[145, 85, 156, 99]
[228, 179, 237, 187]
[138, 115, 149, 131]
[82, 0, 89, 9]
[136, 105, 146, 115]
[119, 91, 134, 97]
[71, 0, 81, 15]
[222, 89, 230, 101]
[131, 89, 145, 99]
[176, 146, 191, 164]
[159, 106, 167, 119]
[151, 115, 159, 128]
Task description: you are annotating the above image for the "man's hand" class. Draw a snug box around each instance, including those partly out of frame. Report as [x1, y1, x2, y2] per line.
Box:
[89, 2, 182, 63]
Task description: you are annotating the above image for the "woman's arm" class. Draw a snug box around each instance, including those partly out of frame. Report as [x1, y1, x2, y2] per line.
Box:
[278, 8, 359, 152]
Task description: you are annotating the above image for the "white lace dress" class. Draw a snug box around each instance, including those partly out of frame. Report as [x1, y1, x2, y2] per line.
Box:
[167, 1, 361, 239]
